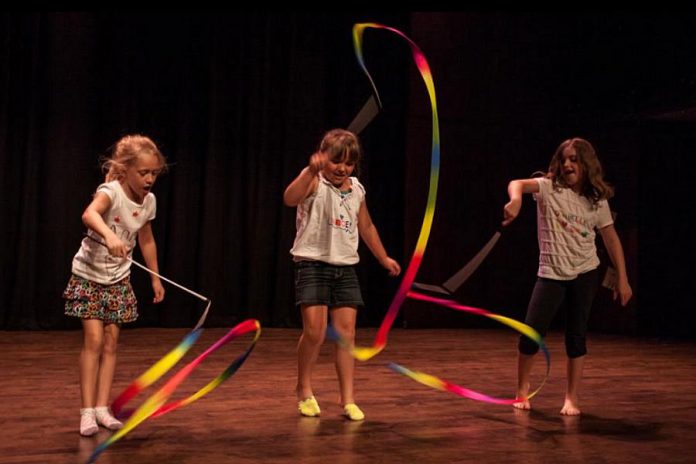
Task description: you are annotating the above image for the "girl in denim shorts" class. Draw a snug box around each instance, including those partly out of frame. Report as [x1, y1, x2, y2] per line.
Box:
[284, 129, 401, 421]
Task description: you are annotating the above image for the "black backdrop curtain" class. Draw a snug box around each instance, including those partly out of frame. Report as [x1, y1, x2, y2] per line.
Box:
[2, 12, 695, 338]
[0, 12, 410, 330]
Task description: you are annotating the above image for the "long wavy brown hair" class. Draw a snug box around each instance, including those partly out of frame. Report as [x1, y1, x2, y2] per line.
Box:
[547, 137, 613, 204]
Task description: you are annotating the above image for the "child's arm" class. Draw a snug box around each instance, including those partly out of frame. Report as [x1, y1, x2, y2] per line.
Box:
[283, 152, 326, 206]
[502, 178, 540, 226]
[138, 222, 165, 303]
[82, 192, 128, 257]
[598, 224, 632, 306]
[357, 201, 401, 276]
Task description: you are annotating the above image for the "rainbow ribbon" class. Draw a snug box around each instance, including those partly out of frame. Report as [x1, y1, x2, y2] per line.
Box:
[80, 236, 263, 462]
[347, 22, 441, 362]
[87, 319, 261, 463]
[388, 291, 549, 404]
[332, 23, 550, 405]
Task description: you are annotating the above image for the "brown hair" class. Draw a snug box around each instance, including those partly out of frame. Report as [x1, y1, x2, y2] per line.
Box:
[547, 137, 613, 203]
[319, 129, 363, 174]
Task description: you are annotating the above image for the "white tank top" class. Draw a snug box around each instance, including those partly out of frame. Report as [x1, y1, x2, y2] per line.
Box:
[290, 174, 365, 265]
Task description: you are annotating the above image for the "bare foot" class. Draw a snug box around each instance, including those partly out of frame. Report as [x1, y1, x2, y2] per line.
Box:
[513, 399, 531, 410]
[560, 396, 581, 416]
[512, 384, 531, 410]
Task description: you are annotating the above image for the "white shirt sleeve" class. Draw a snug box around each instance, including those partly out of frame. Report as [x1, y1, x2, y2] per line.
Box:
[596, 199, 613, 229]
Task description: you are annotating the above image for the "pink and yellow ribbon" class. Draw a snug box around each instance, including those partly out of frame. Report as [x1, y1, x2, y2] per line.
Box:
[332, 23, 550, 405]
[348, 22, 440, 361]
[388, 291, 549, 404]
[88, 319, 261, 463]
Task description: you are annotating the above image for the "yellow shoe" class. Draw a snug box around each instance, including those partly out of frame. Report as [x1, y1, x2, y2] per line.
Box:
[343, 403, 365, 421]
[298, 396, 321, 417]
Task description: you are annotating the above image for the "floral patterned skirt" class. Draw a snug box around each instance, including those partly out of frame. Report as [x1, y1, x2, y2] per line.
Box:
[63, 274, 138, 324]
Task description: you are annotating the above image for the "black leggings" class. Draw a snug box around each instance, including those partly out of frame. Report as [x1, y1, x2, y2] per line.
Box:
[518, 269, 599, 358]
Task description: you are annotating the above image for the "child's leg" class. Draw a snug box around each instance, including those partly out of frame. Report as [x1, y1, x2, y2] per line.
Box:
[297, 304, 328, 400]
[332, 306, 364, 420]
[78, 319, 103, 436]
[95, 323, 124, 430]
[331, 306, 357, 406]
[513, 353, 535, 410]
[561, 356, 585, 416]
[561, 269, 597, 415]
[95, 322, 120, 407]
[514, 277, 565, 410]
[80, 319, 104, 408]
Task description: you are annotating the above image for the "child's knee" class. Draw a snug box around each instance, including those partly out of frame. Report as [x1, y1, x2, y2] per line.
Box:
[102, 339, 118, 355]
[518, 336, 540, 355]
[83, 334, 104, 354]
[303, 326, 326, 345]
[333, 326, 355, 342]
[565, 334, 587, 358]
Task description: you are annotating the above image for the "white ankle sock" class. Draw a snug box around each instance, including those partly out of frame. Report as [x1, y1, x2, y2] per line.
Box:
[80, 408, 98, 436]
[95, 406, 123, 430]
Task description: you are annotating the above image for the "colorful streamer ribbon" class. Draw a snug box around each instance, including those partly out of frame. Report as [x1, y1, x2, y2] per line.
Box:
[82, 236, 262, 463]
[388, 291, 549, 404]
[88, 319, 261, 463]
[346, 22, 441, 362]
[330, 23, 550, 405]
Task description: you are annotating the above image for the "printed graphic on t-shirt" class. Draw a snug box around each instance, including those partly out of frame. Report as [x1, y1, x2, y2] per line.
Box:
[329, 213, 355, 234]
[553, 208, 590, 237]
[110, 224, 137, 244]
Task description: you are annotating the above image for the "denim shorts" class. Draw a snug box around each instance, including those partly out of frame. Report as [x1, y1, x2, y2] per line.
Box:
[294, 260, 364, 308]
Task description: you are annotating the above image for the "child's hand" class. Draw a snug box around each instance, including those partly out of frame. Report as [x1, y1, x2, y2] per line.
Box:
[381, 257, 401, 276]
[308, 151, 328, 175]
[152, 279, 165, 303]
[502, 199, 522, 226]
[614, 279, 632, 306]
[105, 235, 129, 258]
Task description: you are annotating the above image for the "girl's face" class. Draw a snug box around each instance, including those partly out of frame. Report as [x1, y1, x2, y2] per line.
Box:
[322, 153, 356, 189]
[560, 146, 583, 192]
[123, 152, 162, 203]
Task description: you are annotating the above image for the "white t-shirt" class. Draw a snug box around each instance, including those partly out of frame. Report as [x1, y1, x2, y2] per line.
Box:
[534, 177, 613, 280]
[290, 174, 365, 265]
[72, 181, 156, 284]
